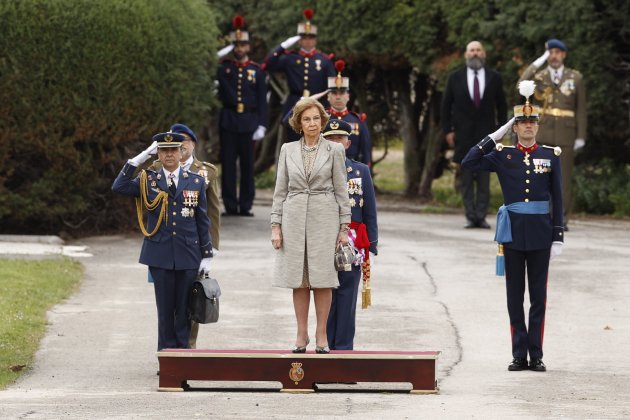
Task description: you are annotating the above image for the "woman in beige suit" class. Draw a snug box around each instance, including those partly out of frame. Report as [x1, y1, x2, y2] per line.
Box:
[271, 97, 351, 354]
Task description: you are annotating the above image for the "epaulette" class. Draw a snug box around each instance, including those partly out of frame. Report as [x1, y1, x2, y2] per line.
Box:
[349, 110, 367, 122]
[542, 145, 562, 156]
[495, 144, 516, 151]
[327, 52, 335, 60]
[185, 170, 204, 179]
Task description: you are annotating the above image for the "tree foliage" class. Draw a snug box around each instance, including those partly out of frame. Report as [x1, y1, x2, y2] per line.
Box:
[0, 0, 218, 233]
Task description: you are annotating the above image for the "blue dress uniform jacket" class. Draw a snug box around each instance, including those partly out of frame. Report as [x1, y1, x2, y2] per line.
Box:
[461, 139, 564, 250]
[264, 46, 335, 117]
[329, 109, 372, 166]
[218, 59, 268, 134]
[346, 158, 378, 253]
[112, 162, 213, 269]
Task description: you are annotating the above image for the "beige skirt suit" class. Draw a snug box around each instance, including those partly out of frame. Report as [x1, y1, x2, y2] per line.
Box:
[271, 137, 351, 288]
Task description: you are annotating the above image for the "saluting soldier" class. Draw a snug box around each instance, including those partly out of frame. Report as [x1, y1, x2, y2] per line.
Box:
[323, 118, 378, 350]
[218, 16, 268, 217]
[112, 132, 214, 353]
[264, 8, 335, 142]
[518, 39, 586, 229]
[326, 60, 372, 167]
[148, 123, 220, 349]
[461, 81, 564, 372]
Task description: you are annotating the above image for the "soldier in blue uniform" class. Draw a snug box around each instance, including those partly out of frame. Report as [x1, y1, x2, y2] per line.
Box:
[218, 16, 268, 216]
[461, 81, 564, 372]
[326, 60, 372, 166]
[264, 8, 335, 142]
[323, 118, 378, 350]
[112, 132, 213, 351]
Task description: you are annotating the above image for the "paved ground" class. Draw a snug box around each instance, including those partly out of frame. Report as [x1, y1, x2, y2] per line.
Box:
[1, 206, 629, 419]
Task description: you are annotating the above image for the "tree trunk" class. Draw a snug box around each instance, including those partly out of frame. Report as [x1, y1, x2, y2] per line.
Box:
[418, 78, 444, 200]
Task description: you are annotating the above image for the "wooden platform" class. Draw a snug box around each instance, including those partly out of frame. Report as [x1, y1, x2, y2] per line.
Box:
[157, 349, 440, 393]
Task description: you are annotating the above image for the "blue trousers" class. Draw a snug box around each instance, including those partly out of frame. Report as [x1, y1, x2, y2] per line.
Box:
[504, 247, 550, 359]
[327, 265, 361, 350]
[149, 267, 196, 351]
[220, 129, 255, 213]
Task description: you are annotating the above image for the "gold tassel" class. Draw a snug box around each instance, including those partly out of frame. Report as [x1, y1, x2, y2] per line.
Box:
[361, 258, 371, 309]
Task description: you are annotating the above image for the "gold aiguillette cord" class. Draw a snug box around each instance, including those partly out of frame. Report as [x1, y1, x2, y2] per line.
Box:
[135, 170, 168, 237]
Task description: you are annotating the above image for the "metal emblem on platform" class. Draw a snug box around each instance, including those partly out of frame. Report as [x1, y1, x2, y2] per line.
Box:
[289, 362, 305, 384]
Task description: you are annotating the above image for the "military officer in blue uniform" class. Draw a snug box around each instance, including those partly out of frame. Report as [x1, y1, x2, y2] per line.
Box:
[461, 81, 564, 372]
[112, 132, 213, 351]
[326, 60, 372, 167]
[323, 118, 378, 350]
[218, 16, 268, 216]
[264, 8, 335, 141]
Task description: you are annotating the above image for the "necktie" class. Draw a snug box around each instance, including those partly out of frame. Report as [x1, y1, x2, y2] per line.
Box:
[168, 173, 176, 195]
[473, 70, 481, 108]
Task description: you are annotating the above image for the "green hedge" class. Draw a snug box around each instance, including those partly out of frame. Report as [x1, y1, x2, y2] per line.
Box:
[573, 159, 630, 216]
[0, 0, 218, 233]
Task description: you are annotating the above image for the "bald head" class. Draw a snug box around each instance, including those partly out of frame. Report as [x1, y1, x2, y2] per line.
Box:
[465, 41, 486, 70]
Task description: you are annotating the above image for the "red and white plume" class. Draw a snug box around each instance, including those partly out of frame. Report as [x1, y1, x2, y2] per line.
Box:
[303, 8, 314, 21]
[335, 59, 345, 74]
[518, 80, 535, 99]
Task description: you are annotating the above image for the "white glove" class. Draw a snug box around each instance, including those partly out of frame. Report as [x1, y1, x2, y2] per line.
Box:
[574, 138, 585, 151]
[129, 141, 158, 166]
[369, 252, 376, 268]
[550, 242, 563, 260]
[217, 44, 234, 58]
[252, 125, 266, 141]
[489, 117, 516, 142]
[533, 50, 550, 68]
[198, 257, 212, 274]
[280, 35, 301, 49]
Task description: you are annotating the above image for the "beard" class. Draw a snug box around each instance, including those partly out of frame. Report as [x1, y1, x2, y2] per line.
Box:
[466, 57, 485, 70]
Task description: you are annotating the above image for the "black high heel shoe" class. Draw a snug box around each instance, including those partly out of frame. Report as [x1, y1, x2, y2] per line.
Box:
[315, 345, 330, 354]
[292, 337, 310, 353]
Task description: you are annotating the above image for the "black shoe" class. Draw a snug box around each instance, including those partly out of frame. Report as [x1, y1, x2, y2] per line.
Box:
[508, 357, 528, 371]
[477, 219, 491, 229]
[292, 337, 309, 353]
[529, 358, 546, 372]
[221, 211, 238, 217]
[239, 210, 254, 217]
[465, 220, 476, 229]
[315, 345, 330, 354]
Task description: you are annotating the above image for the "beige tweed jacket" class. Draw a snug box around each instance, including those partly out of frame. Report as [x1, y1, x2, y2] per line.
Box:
[270, 137, 351, 288]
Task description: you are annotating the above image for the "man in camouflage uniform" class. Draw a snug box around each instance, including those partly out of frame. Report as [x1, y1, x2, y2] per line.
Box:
[518, 39, 586, 228]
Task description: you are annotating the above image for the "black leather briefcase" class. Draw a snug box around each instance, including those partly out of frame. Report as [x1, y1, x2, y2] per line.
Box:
[188, 274, 221, 324]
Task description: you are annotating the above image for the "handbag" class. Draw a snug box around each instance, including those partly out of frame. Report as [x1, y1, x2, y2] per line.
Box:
[334, 243, 356, 272]
[188, 273, 221, 324]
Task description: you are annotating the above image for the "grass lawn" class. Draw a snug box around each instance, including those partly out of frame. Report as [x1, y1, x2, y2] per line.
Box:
[0, 258, 83, 389]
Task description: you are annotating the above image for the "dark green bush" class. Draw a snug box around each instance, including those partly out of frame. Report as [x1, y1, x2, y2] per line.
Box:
[573, 159, 630, 216]
[0, 0, 218, 234]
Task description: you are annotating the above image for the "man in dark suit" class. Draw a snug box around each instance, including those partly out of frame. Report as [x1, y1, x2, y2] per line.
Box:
[112, 132, 213, 352]
[442, 41, 508, 228]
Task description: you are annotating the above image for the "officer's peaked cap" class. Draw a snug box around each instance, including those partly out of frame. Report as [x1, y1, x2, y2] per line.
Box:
[322, 118, 352, 137]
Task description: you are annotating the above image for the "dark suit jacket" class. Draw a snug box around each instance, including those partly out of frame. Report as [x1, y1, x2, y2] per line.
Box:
[441, 67, 507, 163]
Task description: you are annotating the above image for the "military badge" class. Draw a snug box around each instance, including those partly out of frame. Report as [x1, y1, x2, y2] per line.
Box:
[315, 59, 321, 71]
[288, 362, 305, 385]
[533, 158, 552, 173]
[194, 178, 199, 184]
[247, 69, 256, 82]
[523, 152, 531, 166]
[181, 208, 190, 218]
[507, 154, 512, 160]
[183, 190, 199, 207]
[350, 197, 356, 207]
[226, 68, 231, 74]
[151, 181, 157, 187]
[157, 174, 162, 180]
[560, 79, 575, 96]
[182, 172, 189, 179]
[296, 59, 301, 65]
[347, 166, 352, 173]
[330, 120, 339, 130]
[355, 170, 360, 176]
[352, 123, 360, 136]
[359, 198, 364, 207]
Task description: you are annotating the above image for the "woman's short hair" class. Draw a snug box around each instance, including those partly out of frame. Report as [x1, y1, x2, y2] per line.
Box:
[288, 97, 330, 134]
